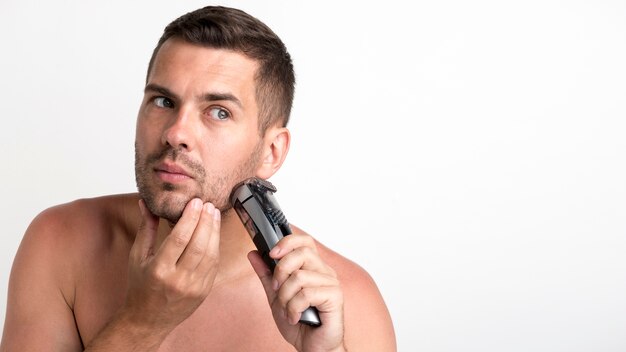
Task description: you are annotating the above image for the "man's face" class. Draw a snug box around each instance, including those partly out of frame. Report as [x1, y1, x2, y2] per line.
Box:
[135, 38, 264, 223]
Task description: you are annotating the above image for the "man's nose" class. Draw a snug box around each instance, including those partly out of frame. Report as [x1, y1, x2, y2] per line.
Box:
[161, 107, 195, 150]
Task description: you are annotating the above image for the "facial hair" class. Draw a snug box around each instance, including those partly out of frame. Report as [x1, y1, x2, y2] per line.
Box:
[135, 142, 262, 223]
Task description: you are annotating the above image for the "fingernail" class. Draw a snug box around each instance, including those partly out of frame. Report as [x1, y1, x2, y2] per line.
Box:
[213, 208, 220, 220]
[204, 202, 214, 214]
[192, 198, 202, 210]
[270, 247, 281, 257]
[291, 315, 299, 325]
[272, 279, 279, 291]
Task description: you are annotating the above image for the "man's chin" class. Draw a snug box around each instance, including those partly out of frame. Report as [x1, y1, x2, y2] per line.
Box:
[157, 208, 185, 225]
[144, 192, 192, 224]
[140, 184, 235, 222]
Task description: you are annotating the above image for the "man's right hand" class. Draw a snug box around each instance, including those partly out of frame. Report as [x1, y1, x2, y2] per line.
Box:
[126, 198, 221, 330]
[85, 198, 221, 350]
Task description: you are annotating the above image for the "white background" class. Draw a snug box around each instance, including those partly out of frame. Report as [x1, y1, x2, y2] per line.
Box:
[1, 1, 625, 351]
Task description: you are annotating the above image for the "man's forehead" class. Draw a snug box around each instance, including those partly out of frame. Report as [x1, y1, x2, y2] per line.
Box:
[149, 38, 259, 82]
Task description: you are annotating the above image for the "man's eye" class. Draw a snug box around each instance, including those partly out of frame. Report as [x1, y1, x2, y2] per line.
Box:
[208, 107, 230, 120]
[154, 97, 174, 108]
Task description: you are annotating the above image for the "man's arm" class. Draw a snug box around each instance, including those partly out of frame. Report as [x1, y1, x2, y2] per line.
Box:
[1, 207, 84, 351]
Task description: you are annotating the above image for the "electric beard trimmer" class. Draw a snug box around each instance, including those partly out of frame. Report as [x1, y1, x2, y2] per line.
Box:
[230, 177, 322, 327]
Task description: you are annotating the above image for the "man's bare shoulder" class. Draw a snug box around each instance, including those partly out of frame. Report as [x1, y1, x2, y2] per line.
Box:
[27, 193, 140, 242]
[3, 195, 142, 350]
[19, 193, 141, 276]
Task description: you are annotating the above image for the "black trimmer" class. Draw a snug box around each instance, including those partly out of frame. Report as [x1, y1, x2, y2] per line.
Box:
[230, 177, 322, 327]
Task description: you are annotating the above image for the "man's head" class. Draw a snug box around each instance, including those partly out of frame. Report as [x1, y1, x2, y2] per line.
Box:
[135, 6, 293, 223]
[147, 6, 295, 133]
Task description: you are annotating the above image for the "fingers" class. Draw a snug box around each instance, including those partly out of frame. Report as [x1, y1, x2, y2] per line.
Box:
[270, 235, 334, 292]
[269, 232, 318, 259]
[248, 249, 336, 326]
[277, 270, 340, 324]
[284, 285, 343, 325]
[155, 198, 203, 265]
[194, 206, 221, 274]
[262, 233, 342, 326]
[177, 203, 220, 271]
[131, 199, 160, 262]
[124, 198, 223, 333]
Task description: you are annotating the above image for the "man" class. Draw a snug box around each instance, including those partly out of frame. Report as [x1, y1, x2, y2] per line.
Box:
[1, 6, 395, 351]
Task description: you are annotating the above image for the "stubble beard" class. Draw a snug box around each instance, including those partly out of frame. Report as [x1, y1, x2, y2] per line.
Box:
[134, 142, 262, 224]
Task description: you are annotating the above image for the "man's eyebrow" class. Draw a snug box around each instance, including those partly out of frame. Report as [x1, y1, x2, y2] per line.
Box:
[203, 92, 243, 109]
[144, 83, 180, 101]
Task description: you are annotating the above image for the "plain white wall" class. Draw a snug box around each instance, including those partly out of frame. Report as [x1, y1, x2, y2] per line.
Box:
[1, 0, 625, 351]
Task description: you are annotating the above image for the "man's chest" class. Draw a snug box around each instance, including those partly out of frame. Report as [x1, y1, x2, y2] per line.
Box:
[74, 264, 293, 351]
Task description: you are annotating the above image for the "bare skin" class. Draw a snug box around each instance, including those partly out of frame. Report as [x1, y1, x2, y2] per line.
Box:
[2, 194, 395, 351]
[0, 39, 396, 351]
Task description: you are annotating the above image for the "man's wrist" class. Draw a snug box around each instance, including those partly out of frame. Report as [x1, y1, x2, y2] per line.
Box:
[84, 309, 172, 351]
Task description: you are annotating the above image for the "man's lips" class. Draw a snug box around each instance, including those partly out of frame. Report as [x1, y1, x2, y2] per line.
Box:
[154, 162, 193, 183]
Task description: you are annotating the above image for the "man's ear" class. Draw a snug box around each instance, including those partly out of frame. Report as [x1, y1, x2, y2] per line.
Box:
[256, 127, 290, 179]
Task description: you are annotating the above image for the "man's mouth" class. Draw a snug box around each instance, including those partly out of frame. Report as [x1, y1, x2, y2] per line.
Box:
[154, 162, 193, 183]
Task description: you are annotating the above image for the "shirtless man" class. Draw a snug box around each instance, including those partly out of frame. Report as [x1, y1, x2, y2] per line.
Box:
[1, 6, 396, 351]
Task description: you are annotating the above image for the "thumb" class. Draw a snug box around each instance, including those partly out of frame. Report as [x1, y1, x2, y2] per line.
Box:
[132, 199, 159, 262]
[247, 250, 277, 303]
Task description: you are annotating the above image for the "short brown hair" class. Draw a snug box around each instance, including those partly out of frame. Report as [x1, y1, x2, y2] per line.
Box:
[147, 6, 295, 133]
